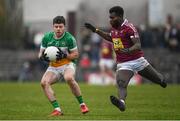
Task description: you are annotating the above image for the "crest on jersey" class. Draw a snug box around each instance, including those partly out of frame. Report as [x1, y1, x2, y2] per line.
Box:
[61, 42, 66, 46]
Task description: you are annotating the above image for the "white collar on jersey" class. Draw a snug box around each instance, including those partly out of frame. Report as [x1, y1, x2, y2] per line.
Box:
[121, 19, 128, 26]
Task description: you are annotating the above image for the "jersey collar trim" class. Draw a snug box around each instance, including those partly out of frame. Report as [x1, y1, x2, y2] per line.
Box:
[121, 19, 128, 27]
[54, 32, 66, 40]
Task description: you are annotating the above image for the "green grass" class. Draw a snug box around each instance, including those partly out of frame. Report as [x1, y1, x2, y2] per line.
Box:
[0, 82, 180, 120]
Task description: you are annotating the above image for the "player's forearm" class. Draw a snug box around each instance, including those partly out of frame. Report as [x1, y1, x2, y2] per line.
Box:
[129, 43, 141, 52]
[95, 29, 112, 42]
[38, 49, 45, 59]
[67, 51, 79, 60]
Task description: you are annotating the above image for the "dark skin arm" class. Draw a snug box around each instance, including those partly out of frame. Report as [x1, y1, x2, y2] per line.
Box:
[84, 22, 142, 53]
[95, 29, 112, 42]
[119, 37, 141, 54]
[84, 23, 112, 42]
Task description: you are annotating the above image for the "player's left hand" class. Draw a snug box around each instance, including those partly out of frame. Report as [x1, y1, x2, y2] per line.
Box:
[84, 23, 96, 32]
[119, 48, 130, 54]
[56, 48, 67, 60]
[40, 51, 50, 62]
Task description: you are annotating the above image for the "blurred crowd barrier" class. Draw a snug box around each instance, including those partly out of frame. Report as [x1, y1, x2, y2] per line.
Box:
[0, 25, 180, 84]
[0, 48, 179, 84]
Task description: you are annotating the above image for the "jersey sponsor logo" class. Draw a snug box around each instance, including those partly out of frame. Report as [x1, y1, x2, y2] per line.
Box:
[112, 38, 124, 50]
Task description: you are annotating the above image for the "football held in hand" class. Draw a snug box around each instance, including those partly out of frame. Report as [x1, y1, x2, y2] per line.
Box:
[44, 46, 59, 61]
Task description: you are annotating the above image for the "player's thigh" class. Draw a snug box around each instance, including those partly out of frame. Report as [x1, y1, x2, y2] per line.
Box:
[138, 64, 163, 81]
[41, 71, 58, 85]
[64, 68, 75, 81]
[116, 70, 134, 87]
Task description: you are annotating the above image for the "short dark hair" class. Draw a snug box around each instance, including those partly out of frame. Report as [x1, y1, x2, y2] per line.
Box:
[109, 6, 124, 17]
[53, 16, 66, 25]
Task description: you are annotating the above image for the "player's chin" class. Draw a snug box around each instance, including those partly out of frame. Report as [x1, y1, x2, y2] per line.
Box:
[56, 32, 63, 37]
[111, 23, 118, 29]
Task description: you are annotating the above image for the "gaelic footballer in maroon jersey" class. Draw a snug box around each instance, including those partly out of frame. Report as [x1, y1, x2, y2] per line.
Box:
[99, 41, 115, 83]
[110, 19, 144, 63]
[101, 41, 114, 59]
[85, 6, 167, 112]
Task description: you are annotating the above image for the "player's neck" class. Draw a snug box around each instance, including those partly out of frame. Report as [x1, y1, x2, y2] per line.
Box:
[54, 32, 64, 39]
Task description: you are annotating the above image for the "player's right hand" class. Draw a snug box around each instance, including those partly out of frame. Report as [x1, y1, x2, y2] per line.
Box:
[40, 52, 50, 62]
[56, 48, 67, 60]
[84, 23, 96, 32]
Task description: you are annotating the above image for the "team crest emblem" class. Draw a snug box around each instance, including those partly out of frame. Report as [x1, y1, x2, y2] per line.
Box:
[61, 42, 66, 46]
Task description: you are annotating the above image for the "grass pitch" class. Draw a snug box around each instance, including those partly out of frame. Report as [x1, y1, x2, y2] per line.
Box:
[0, 82, 180, 120]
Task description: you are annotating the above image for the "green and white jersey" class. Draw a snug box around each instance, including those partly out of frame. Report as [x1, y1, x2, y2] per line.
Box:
[41, 31, 78, 67]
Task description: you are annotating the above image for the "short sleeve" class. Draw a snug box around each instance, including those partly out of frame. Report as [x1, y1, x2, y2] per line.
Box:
[127, 24, 139, 39]
[40, 35, 47, 49]
[68, 35, 78, 51]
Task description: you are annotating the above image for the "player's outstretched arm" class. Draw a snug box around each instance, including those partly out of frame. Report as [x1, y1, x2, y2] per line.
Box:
[84, 23, 112, 42]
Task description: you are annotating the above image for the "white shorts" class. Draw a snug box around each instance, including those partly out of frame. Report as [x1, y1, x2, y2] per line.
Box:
[116, 57, 149, 73]
[46, 62, 76, 80]
[99, 58, 115, 69]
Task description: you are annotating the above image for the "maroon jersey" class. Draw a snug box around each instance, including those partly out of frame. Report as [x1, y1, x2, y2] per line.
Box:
[110, 19, 144, 63]
[101, 41, 113, 59]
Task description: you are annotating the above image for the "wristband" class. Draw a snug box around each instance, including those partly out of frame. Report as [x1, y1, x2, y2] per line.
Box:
[95, 28, 99, 33]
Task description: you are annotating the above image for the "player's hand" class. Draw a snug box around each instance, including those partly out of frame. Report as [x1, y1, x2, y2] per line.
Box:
[56, 48, 67, 60]
[40, 52, 50, 62]
[84, 23, 96, 32]
[119, 48, 130, 54]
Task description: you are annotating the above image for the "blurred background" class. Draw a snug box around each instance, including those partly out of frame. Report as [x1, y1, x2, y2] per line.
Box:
[0, 0, 180, 85]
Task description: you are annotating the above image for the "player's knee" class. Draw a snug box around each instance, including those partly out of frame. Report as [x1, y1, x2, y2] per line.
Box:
[64, 75, 74, 83]
[40, 80, 51, 88]
[66, 79, 76, 87]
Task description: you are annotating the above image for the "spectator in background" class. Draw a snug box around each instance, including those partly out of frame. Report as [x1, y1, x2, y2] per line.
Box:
[89, 33, 101, 67]
[79, 53, 91, 81]
[139, 24, 154, 48]
[164, 14, 179, 51]
[33, 32, 44, 49]
[18, 61, 32, 82]
[99, 40, 115, 85]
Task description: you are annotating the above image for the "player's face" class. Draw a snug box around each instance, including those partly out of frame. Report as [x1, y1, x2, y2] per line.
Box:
[53, 23, 65, 38]
[109, 12, 123, 29]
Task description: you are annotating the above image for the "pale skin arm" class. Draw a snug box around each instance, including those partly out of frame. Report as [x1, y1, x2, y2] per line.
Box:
[66, 49, 79, 60]
[38, 48, 45, 59]
[38, 47, 79, 60]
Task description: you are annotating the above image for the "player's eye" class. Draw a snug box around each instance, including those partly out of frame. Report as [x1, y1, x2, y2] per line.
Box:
[110, 16, 115, 20]
[55, 26, 59, 28]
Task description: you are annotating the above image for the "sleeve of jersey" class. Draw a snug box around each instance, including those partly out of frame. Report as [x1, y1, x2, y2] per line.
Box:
[40, 34, 47, 49]
[68, 36, 78, 51]
[128, 25, 139, 39]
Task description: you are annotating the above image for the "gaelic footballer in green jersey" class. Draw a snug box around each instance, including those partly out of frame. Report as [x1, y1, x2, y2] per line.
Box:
[41, 31, 77, 67]
[38, 16, 89, 116]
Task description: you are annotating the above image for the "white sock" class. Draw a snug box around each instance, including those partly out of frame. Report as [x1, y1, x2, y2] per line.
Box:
[55, 107, 61, 112]
[80, 103, 85, 106]
[120, 99, 125, 104]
